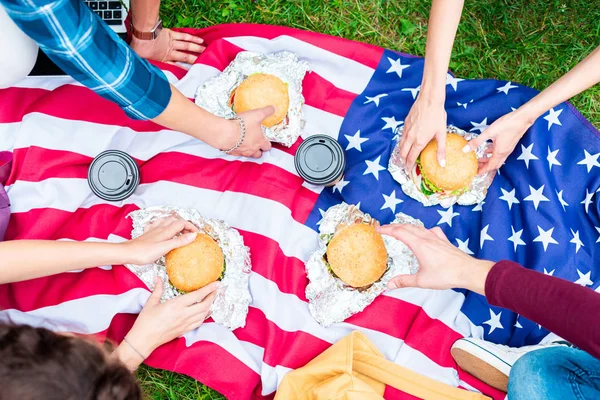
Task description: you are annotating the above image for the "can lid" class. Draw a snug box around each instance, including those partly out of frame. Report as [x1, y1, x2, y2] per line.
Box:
[295, 135, 346, 185]
[88, 150, 140, 202]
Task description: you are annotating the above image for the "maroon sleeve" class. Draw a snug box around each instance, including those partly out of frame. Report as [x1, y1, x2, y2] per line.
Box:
[485, 260, 600, 359]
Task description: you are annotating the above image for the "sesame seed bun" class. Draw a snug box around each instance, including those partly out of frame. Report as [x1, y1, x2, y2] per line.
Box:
[419, 133, 478, 192]
[326, 224, 388, 288]
[232, 74, 289, 128]
[165, 233, 224, 292]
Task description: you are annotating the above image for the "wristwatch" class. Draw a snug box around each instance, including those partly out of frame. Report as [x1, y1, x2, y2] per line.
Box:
[131, 19, 163, 41]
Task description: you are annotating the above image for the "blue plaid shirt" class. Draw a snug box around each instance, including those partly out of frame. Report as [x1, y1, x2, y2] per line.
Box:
[1, 0, 171, 120]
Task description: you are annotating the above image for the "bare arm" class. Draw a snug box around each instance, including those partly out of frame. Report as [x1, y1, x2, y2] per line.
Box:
[467, 45, 600, 173]
[399, 0, 465, 171]
[0, 216, 197, 284]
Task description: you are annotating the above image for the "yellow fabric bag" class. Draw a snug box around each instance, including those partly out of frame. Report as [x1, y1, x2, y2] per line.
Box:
[275, 331, 490, 400]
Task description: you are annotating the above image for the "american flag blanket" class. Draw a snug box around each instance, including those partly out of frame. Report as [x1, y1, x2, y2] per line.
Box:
[1, 23, 599, 399]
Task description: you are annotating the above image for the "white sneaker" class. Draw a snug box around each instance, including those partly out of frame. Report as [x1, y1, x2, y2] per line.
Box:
[450, 338, 568, 392]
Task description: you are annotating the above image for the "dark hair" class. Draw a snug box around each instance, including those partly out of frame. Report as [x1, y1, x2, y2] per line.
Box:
[0, 324, 141, 400]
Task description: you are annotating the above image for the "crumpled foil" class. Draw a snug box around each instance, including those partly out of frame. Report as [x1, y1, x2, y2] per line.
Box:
[388, 125, 493, 207]
[194, 51, 310, 147]
[305, 203, 422, 327]
[125, 206, 252, 331]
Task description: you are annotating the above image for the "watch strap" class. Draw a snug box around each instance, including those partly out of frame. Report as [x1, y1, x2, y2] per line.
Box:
[131, 19, 162, 41]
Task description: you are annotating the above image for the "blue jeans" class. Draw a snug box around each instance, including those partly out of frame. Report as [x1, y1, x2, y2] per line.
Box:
[509, 346, 600, 400]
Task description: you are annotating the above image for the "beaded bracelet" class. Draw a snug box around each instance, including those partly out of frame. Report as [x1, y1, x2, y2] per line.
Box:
[223, 116, 246, 154]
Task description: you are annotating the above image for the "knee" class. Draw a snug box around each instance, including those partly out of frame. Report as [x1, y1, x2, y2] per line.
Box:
[0, 5, 39, 88]
[508, 347, 566, 400]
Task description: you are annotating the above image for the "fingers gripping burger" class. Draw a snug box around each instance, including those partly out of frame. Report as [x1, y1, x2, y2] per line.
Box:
[324, 223, 388, 289]
[230, 73, 290, 128]
[165, 233, 225, 292]
[413, 133, 478, 196]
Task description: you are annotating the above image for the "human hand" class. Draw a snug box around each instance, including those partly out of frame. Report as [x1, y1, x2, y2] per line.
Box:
[130, 28, 205, 66]
[399, 97, 447, 171]
[123, 216, 198, 265]
[220, 107, 275, 158]
[377, 224, 493, 295]
[463, 110, 533, 175]
[125, 278, 219, 357]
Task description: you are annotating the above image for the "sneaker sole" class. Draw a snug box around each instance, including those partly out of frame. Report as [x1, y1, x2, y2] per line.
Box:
[451, 346, 509, 393]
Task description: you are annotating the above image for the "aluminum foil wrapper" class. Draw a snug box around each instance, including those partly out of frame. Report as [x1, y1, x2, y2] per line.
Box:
[194, 51, 310, 147]
[125, 206, 252, 331]
[305, 203, 422, 327]
[388, 125, 493, 207]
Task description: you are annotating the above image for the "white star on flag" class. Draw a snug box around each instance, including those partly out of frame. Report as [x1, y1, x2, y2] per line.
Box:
[480, 225, 494, 249]
[364, 93, 388, 107]
[483, 309, 504, 335]
[570, 229, 584, 254]
[577, 150, 600, 172]
[472, 201, 485, 212]
[543, 268, 555, 276]
[401, 85, 421, 99]
[333, 178, 350, 194]
[470, 118, 489, 133]
[524, 185, 549, 210]
[437, 206, 460, 227]
[344, 130, 369, 152]
[543, 108, 563, 130]
[316, 208, 326, 226]
[496, 81, 518, 95]
[556, 190, 569, 211]
[508, 226, 526, 252]
[381, 116, 403, 133]
[456, 238, 474, 255]
[364, 156, 386, 180]
[355, 202, 361, 210]
[517, 143, 539, 168]
[547, 147, 561, 171]
[499, 188, 520, 210]
[574, 269, 593, 287]
[515, 318, 523, 329]
[386, 57, 410, 78]
[446, 73, 464, 91]
[533, 226, 558, 251]
[596, 227, 600, 243]
[457, 99, 474, 109]
[581, 189, 594, 214]
[381, 190, 403, 214]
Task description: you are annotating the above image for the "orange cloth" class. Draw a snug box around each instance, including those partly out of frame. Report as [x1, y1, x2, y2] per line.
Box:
[276, 331, 490, 400]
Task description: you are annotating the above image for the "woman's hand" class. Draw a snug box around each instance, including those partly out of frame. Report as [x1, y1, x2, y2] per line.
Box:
[123, 216, 198, 265]
[116, 278, 219, 369]
[219, 107, 275, 158]
[377, 224, 493, 295]
[464, 109, 533, 175]
[130, 28, 205, 66]
[398, 98, 447, 171]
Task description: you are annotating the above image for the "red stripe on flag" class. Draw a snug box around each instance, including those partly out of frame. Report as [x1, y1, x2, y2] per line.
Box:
[175, 23, 384, 70]
[7, 148, 317, 223]
[196, 39, 356, 117]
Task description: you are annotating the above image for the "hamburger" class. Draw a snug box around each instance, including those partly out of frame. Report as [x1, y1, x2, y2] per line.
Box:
[165, 233, 225, 292]
[324, 224, 388, 288]
[413, 133, 478, 196]
[231, 73, 289, 128]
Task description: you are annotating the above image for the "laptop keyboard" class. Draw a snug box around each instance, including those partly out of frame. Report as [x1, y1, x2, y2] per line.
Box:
[85, 1, 123, 25]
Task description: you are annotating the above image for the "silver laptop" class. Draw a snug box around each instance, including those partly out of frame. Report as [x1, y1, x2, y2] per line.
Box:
[84, 0, 131, 34]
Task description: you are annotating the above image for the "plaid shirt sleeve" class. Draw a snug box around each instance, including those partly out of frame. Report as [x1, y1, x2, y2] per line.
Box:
[1, 0, 171, 120]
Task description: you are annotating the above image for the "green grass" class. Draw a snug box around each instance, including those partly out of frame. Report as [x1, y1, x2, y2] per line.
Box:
[140, 0, 600, 398]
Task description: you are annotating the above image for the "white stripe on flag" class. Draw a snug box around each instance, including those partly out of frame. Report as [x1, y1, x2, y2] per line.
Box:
[7, 178, 319, 261]
[224, 35, 374, 94]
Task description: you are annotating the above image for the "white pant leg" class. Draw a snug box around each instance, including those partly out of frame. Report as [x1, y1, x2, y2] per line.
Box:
[0, 4, 39, 89]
